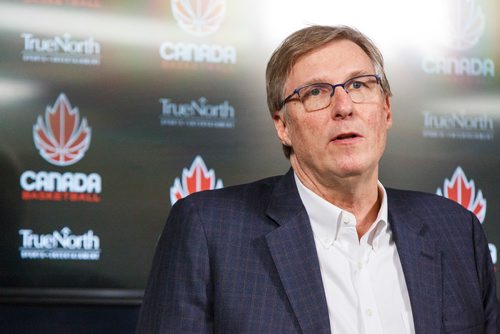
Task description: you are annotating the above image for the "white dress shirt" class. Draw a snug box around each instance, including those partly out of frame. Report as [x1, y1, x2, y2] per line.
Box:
[294, 174, 415, 334]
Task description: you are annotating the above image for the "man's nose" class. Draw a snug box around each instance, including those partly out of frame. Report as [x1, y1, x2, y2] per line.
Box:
[330, 87, 354, 119]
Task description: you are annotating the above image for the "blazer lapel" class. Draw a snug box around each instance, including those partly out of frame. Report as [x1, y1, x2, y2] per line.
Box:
[265, 170, 331, 334]
[388, 190, 442, 334]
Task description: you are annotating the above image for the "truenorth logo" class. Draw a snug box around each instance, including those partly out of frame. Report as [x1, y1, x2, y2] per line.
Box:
[34, 93, 91, 166]
[171, 0, 226, 37]
[170, 155, 223, 205]
[19, 227, 101, 261]
[422, 110, 494, 141]
[21, 33, 101, 65]
[159, 97, 235, 128]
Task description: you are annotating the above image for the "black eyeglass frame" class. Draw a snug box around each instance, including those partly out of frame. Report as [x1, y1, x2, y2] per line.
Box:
[279, 74, 382, 110]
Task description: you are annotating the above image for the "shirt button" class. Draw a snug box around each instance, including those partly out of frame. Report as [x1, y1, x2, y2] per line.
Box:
[358, 262, 363, 269]
[342, 217, 350, 224]
[366, 309, 373, 316]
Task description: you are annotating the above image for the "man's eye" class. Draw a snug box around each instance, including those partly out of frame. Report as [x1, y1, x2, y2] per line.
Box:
[350, 81, 364, 89]
[303, 85, 328, 98]
[310, 88, 322, 96]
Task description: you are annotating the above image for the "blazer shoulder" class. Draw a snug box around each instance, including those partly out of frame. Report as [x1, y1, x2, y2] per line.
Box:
[174, 174, 283, 212]
[386, 187, 479, 236]
[386, 187, 472, 215]
[167, 174, 286, 242]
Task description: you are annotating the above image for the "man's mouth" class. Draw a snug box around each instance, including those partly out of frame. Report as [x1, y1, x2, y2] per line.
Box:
[332, 132, 361, 141]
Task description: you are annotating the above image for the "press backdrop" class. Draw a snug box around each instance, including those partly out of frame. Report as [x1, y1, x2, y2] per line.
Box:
[0, 0, 498, 303]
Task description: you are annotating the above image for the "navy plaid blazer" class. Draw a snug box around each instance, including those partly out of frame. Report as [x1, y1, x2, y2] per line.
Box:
[137, 169, 498, 333]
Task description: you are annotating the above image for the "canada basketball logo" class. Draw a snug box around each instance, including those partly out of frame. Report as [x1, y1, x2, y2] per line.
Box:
[171, 0, 226, 37]
[33, 93, 91, 166]
[170, 155, 223, 205]
[436, 166, 487, 223]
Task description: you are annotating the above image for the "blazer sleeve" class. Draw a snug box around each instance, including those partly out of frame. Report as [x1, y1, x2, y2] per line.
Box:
[136, 198, 214, 334]
[471, 211, 498, 333]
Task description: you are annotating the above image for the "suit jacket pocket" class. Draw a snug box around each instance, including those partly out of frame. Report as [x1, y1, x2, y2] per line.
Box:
[443, 307, 484, 333]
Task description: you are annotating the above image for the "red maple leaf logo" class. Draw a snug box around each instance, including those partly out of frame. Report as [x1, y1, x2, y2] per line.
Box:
[170, 155, 223, 205]
[33, 93, 91, 166]
[437, 166, 487, 223]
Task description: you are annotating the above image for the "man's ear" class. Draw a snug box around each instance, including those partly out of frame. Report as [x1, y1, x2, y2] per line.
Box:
[384, 95, 392, 129]
[273, 111, 292, 146]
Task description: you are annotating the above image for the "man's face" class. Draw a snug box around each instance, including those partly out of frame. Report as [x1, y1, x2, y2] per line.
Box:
[273, 39, 392, 182]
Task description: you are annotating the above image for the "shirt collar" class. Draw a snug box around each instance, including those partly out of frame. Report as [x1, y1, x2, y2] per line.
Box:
[294, 172, 389, 251]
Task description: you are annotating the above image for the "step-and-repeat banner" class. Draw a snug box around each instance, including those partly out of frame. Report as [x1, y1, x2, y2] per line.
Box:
[0, 0, 498, 302]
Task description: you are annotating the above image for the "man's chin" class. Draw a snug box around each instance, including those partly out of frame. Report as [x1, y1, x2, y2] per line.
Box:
[330, 162, 374, 179]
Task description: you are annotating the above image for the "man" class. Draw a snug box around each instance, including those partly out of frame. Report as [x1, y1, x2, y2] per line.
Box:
[137, 26, 497, 333]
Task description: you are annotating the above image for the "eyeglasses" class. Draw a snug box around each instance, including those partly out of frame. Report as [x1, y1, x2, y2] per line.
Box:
[280, 74, 382, 112]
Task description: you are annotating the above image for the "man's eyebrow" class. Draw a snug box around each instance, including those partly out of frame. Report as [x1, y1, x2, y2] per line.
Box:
[298, 70, 375, 87]
[345, 69, 373, 79]
[300, 77, 328, 86]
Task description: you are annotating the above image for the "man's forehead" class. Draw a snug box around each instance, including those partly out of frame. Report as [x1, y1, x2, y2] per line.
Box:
[295, 39, 365, 61]
[286, 42, 375, 87]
